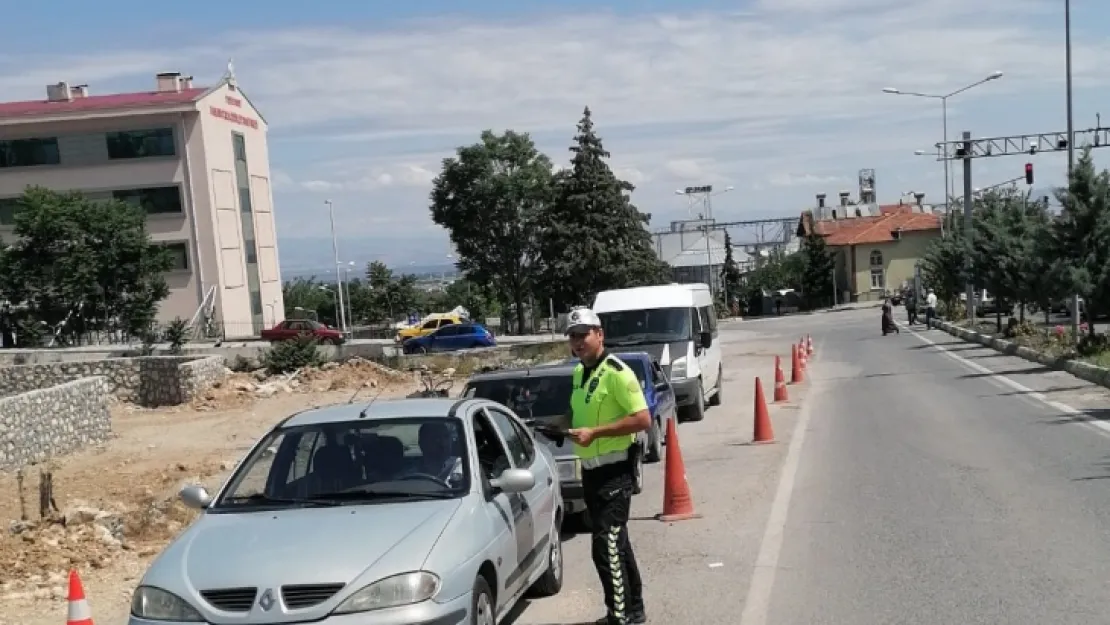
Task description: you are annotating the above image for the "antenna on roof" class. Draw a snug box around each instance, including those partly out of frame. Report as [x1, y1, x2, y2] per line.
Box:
[356, 387, 386, 419]
[224, 58, 238, 88]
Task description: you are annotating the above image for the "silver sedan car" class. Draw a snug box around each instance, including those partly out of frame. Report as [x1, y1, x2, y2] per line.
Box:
[127, 398, 564, 625]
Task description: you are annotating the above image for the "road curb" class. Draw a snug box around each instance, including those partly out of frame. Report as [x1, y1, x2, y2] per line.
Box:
[927, 318, 1110, 390]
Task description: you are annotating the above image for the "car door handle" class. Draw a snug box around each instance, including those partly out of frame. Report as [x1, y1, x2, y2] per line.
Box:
[546, 476, 553, 485]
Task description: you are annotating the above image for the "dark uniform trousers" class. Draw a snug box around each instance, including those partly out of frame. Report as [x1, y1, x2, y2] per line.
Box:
[582, 455, 644, 624]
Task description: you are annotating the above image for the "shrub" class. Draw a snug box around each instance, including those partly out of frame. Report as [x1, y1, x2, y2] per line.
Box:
[164, 317, 189, 355]
[260, 334, 323, 374]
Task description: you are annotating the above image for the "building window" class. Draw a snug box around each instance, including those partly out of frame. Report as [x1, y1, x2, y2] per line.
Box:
[105, 128, 176, 159]
[233, 131, 264, 334]
[0, 137, 60, 168]
[869, 250, 884, 290]
[113, 186, 183, 214]
[160, 242, 189, 271]
[0, 198, 21, 226]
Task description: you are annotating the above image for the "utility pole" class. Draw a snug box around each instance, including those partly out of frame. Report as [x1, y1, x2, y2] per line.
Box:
[325, 199, 348, 334]
[1066, 0, 1080, 337]
[962, 131, 976, 323]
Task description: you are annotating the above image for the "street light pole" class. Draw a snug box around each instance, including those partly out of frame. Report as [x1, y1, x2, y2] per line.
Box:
[883, 71, 1003, 206]
[962, 131, 976, 322]
[1066, 0, 1081, 338]
[324, 199, 348, 334]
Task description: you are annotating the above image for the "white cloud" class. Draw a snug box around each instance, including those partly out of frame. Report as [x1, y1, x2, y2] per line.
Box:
[3, 0, 1108, 260]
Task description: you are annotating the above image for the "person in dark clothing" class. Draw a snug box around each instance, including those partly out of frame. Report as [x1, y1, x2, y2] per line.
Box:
[905, 290, 918, 325]
[0, 304, 14, 348]
[881, 298, 900, 335]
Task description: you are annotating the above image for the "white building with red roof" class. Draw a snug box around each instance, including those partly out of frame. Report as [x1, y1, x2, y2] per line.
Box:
[0, 67, 284, 339]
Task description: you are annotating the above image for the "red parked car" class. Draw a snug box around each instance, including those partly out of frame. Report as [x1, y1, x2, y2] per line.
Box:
[259, 319, 344, 345]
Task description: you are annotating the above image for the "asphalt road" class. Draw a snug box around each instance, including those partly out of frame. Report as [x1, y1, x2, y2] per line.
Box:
[759, 310, 1110, 624]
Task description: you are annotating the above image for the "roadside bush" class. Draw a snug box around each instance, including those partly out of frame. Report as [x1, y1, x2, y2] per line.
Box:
[260, 334, 323, 374]
[164, 317, 189, 355]
[1077, 331, 1110, 357]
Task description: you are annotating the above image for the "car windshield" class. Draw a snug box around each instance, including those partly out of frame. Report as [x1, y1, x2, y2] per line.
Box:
[465, 375, 574, 420]
[211, 417, 469, 511]
[599, 308, 693, 345]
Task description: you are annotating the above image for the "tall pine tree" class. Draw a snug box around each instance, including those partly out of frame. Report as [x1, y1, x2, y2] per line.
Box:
[536, 107, 669, 310]
[720, 231, 743, 307]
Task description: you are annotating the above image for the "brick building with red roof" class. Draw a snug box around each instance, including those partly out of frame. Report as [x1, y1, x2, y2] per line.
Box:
[797, 199, 943, 302]
[0, 68, 284, 338]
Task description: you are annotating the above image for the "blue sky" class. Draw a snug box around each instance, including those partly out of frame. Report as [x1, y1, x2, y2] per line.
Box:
[3, 0, 1109, 274]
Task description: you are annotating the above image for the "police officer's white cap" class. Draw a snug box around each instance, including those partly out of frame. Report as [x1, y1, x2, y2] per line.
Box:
[565, 307, 602, 334]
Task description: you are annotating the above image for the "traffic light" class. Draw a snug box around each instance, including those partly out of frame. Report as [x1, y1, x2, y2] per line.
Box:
[1025, 162, 1034, 185]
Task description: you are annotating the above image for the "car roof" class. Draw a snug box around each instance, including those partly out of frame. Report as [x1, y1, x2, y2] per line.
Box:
[281, 397, 469, 428]
[466, 361, 576, 382]
[465, 351, 654, 383]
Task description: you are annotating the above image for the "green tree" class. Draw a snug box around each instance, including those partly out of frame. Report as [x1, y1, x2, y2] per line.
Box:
[921, 213, 969, 315]
[364, 261, 419, 322]
[0, 186, 172, 344]
[1050, 147, 1110, 336]
[536, 107, 670, 311]
[429, 130, 553, 333]
[798, 234, 835, 309]
[282, 277, 339, 326]
[720, 231, 743, 308]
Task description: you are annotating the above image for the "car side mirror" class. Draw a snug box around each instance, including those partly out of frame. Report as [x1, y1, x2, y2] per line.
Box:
[699, 331, 713, 348]
[179, 485, 212, 510]
[490, 468, 535, 493]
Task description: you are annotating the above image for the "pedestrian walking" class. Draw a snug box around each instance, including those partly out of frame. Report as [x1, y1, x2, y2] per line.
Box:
[564, 307, 651, 625]
[905, 289, 918, 325]
[925, 288, 938, 328]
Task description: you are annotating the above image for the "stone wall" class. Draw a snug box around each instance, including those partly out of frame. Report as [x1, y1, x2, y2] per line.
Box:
[0, 377, 113, 472]
[0, 355, 226, 407]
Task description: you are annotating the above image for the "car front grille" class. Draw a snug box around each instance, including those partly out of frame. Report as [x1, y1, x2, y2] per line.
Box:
[282, 583, 345, 609]
[200, 587, 257, 612]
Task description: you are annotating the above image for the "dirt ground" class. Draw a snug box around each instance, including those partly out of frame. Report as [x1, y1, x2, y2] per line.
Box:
[0, 358, 428, 625]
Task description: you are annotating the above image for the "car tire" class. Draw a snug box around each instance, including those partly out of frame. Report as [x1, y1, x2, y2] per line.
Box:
[645, 417, 663, 464]
[417, 345, 428, 355]
[528, 518, 564, 597]
[471, 576, 495, 625]
[708, 366, 723, 407]
[683, 380, 706, 422]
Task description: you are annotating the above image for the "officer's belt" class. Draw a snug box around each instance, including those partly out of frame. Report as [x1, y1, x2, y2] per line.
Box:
[581, 449, 631, 470]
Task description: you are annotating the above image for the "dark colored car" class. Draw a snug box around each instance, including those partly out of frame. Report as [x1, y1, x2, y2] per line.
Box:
[461, 352, 675, 524]
[401, 322, 496, 354]
[259, 318, 344, 345]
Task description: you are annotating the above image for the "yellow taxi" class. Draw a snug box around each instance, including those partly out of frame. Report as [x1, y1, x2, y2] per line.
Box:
[394, 312, 464, 343]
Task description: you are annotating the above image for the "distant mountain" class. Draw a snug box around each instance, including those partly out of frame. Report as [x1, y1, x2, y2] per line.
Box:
[277, 232, 454, 279]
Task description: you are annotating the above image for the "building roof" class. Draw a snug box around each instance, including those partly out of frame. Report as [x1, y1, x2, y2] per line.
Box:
[0, 88, 208, 121]
[799, 207, 941, 246]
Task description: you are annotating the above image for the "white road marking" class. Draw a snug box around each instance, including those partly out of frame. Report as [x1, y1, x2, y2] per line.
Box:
[900, 323, 1110, 439]
[738, 342, 820, 625]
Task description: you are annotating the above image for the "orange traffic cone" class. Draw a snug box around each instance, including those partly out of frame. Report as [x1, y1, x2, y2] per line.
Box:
[798, 340, 808, 369]
[67, 569, 94, 625]
[656, 418, 701, 522]
[806, 334, 814, 356]
[790, 344, 803, 384]
[773, 356, 789, 402]
[753, 377, 775, 444]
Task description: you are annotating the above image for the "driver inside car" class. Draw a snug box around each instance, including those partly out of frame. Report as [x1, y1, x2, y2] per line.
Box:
[406, 422, 464, 486]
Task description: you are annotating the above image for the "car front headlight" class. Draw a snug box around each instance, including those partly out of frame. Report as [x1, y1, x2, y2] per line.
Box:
[670, 357, 688, 379]
[333, 572, 441, 614]
[131, 586, 203, 621]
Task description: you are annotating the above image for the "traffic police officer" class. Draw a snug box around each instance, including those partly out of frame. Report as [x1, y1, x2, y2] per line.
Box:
[565, 307, 651, 625]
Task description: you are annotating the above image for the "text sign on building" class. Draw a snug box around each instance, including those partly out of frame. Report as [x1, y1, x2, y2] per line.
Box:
[210, 106, 258, 129]
[225, 96, 242, 107]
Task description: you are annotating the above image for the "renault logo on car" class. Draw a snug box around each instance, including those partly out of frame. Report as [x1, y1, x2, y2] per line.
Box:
[258, 588, 275, 611]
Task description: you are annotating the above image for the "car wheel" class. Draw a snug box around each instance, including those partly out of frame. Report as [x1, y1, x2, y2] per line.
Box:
[708, 366, 723, 407]
[416, 345, 428, 355]
[528, 517, 563, 597]
[645, 417, 663, 463]
[683, 380, 706, 422]
[633, 447, 644, 495]
[471, 576, 495, 625]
